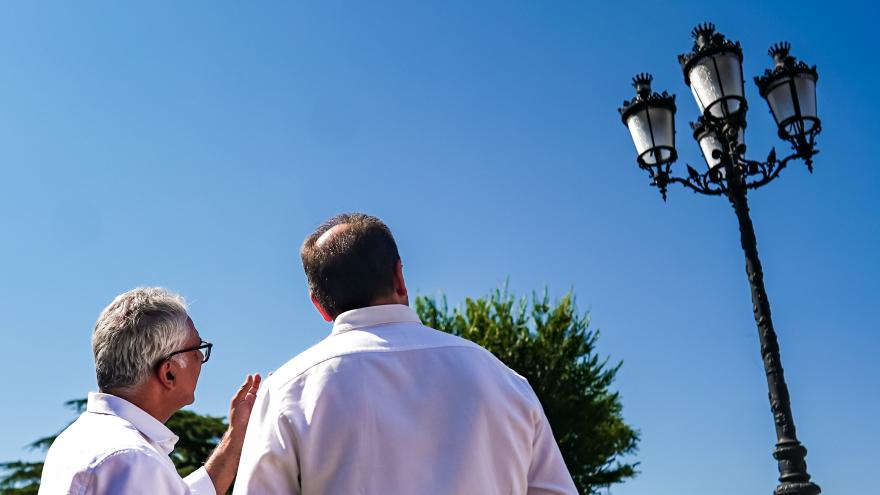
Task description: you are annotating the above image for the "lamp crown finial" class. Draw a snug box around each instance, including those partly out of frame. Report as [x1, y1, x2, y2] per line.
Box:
[691, 22, 716, 48]
[632, 72, 653, 97]
[769, 42, 793, 67]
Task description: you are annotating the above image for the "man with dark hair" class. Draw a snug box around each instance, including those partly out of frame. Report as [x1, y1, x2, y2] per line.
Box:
[299, 212, 402, 319]
[234, 213, 577, 494]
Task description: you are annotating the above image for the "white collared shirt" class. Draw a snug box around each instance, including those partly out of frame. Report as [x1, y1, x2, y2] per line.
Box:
[39, 392, 216, 495]
[234, 304, 577, 495]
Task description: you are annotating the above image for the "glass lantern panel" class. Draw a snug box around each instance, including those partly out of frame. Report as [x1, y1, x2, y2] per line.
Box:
[765, 76, 795, 125]
[715, 52, 744, 97]
[689, 54, 744, 119]
[698, 132, 723, 169]
[648, 106, 674, 147]
[688, 59, 719, 114]
[794, 73, 817, 119]
[698, 127, 743, 171]
[714, 52, 744, 116]
[656, 148, 673, 163]
[647, 106, 674, 164]
[626, 108, 653, 156]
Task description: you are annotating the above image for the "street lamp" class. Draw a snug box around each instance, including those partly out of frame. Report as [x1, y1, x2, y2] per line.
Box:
[617, 22, 822, 495]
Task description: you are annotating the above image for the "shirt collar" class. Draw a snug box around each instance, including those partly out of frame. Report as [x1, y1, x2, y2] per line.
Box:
[331, 304, 422, 335]
[87, 392, 179, 455]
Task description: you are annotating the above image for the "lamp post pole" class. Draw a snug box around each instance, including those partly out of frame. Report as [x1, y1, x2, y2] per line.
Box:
[724, 151, 818, 494]
[618, 23, 822, 495]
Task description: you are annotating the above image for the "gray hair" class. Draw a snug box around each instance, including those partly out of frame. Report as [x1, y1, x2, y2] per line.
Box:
[92, 287, 192, 391]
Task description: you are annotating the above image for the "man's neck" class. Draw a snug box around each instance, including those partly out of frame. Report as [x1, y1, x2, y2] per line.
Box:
[369, 294, 408, 307]
[107, 385, 175, 423]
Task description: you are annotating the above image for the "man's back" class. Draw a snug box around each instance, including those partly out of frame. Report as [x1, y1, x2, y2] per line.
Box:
[234, 304, 576, 495]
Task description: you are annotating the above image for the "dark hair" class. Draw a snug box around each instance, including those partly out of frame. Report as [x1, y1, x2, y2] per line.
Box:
[301, 213, 401, 318]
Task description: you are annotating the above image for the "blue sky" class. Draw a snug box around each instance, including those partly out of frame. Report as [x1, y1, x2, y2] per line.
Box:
[1, 1, 877, 494]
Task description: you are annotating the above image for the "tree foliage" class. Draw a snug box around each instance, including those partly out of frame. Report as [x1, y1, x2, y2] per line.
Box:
[416, 287, 639, 494]
[0, 399, 226, 494]
[166, 410, 227, 477]
[0, 462, 41, 495]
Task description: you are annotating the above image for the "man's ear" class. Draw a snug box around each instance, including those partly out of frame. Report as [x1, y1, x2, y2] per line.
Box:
[156, 360, 176, 390]
[393, 259, 408, 298]
[310, 293, 333, 322]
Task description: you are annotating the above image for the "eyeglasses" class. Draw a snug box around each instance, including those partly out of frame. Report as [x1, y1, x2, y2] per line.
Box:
[162, 340, 213, 365]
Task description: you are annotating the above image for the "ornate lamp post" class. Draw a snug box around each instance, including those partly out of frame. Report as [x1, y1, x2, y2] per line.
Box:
[618, 23, 822, 495]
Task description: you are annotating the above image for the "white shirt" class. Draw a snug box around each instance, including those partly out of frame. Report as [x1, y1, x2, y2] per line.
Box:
[39, 392, 216, 495]
[234, 304, 577, 495]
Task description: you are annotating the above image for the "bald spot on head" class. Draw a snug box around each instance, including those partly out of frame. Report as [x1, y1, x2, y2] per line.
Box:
[316, 223, 351, 248]
[301, 213, 402, 318]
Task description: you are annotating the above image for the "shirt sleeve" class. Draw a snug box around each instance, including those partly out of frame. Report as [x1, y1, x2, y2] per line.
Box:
[527, 404, 579, 495]
[183, 466, 217, 495]
[232, 388, 301, 495]
[85, 449, 207, 495]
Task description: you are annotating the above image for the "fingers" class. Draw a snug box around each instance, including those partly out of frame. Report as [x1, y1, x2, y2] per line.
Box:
[231, 374, 254, 406]
[244, 374, 262, 403]
[250, 373, 262, 392]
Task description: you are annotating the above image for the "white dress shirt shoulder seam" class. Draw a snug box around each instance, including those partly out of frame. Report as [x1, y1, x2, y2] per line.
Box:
[272, 342, 488, 389]
[90, 446, 162, 471]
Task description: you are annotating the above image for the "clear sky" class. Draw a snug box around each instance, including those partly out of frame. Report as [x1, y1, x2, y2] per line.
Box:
[1, 1, 877, 494]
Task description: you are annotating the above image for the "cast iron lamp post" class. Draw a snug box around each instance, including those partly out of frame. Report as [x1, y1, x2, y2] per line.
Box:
[617, 23, 821, 495]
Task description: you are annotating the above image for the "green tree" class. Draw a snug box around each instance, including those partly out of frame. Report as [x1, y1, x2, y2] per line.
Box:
[166, 410, 227, 478]
[0, 399, 227, 494]
[0, 462, 41, 495]
[416, 287, 639, 494]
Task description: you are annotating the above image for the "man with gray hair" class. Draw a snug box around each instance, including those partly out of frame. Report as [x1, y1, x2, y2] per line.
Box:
[39, 287, 261, 495]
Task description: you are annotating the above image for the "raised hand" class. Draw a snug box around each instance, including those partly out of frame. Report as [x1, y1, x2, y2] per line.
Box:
[204, 374, 263, 495]
[228, 373, 261, 435]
